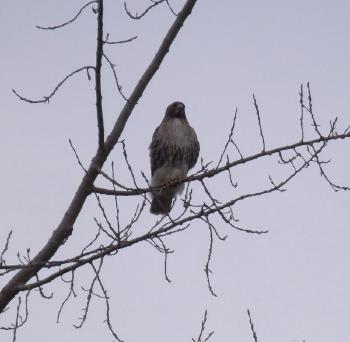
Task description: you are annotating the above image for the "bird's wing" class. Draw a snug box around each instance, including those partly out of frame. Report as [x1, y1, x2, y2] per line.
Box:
[186, 127, 200, 170]
[149, 125, 168, 176]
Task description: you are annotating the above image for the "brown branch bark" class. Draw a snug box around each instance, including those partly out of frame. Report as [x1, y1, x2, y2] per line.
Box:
[0, 0, 198, 314]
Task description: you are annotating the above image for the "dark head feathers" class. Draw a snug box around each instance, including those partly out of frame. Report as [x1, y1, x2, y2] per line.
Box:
[165, 101, 186, 119]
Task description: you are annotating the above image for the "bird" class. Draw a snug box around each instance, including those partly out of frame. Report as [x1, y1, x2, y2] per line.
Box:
[149, 101, 200, 215]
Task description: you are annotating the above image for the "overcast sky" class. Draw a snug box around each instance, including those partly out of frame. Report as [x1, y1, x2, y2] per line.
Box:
[1, 0, 350, 341]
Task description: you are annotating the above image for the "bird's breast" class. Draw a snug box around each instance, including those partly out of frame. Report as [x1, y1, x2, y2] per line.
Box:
[164, 118, 192, 148]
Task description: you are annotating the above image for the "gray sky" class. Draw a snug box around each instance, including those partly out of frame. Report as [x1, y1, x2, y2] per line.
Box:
[1, 0, 350, 341]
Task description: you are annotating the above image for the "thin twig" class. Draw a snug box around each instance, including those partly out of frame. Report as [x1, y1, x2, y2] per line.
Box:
[73, 259, 103, 329]
[192, 310, 214, 342]
[203, 216, 217, 297]
[247, 309, 258, 342]
[12, 66, 95, 104]
[165, 0, 178, 16]
[216, 108, 238, 168]
[12, 297, 21, 342]
[305, 82, 322, 137]
[124, 0, 166, 19]
[56, 271, 76, 323]
[299, 84, 305, 142]
[36, 1, 98, 30]
[253, 94, 266, 151]
[111, 162, 121, 238]
[0, 231, 13, 265]
[69, 139, 87, 173]
[103, 53, 128, 101]
[91, 262, 124, 342]
[35, 274, 53, 299]
[104, 34, 138, 45]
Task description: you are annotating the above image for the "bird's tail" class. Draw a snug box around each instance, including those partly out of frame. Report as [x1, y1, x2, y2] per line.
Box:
[150, 193, 173, 215]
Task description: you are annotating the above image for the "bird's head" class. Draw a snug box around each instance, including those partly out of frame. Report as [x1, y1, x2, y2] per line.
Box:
[165, 101, 186, 119]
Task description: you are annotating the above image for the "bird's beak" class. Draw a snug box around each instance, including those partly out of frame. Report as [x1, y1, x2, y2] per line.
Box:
[175, 103, 185, 114]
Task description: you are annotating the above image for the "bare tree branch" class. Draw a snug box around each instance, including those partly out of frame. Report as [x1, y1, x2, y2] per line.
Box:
[92, 131, 350, 198]
[247, 309, 259, 342]
[124, 0, 166, 19]
[253, 94, 266, 151]
[56, 271, 76, 323]
[12, 66, 95, 104]
[103, 34, 138, 45]
[36, 1, 98, 30]
[0, 292, 30, 341]
[165, 0, 178, 16]
[95, 0, 105, 149]
[192, 310, 214, 342]
[0, 0, 199, 313]
[73, 260, 103, 329]
[103, 53, 129, 101]
[69, 139, 87, 173]
[203, 216, 217, 297]
[305, 82, 322, 137]
[91, 262, 124, 341]
[216, 108, 238, 168]
[0, 231, 13, 266]
[299, 84, 305, 142]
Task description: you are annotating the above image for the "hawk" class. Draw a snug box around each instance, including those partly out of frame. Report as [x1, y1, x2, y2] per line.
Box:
[149, 101, 200, 215]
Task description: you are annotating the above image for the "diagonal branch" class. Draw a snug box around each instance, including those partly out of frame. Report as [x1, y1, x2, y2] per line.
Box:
[247, 309, 259, 342]
[103, 0, 198, 155]
[103, 53, 128, 101]
[0, 0, 199, 314]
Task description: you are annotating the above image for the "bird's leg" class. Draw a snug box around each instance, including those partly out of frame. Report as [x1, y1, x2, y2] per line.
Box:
[163, 176, 183, 188]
